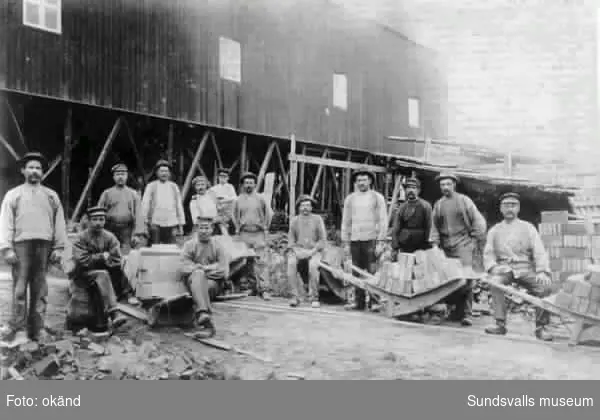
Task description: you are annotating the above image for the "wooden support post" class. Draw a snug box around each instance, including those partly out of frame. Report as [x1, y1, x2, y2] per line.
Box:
[289, 134, 297, 218]
[344, 152, 352, 197]
[3, 98, 27, 151]
[179, 151, 184, 186]
[321, 162, 328, 210]
[387, 174, 403, 227]
[329, 167, 342, 208]
[182, 131, 211, 199]
[299, 146, 306, 195]
[167, 123, 174, 165]
[185, 149, 208, 178]
[229, 157, 240, 172]
[210, 132, 223, 169]
[273, 143, 290, 197]
[122, 120, 146, 187]
[257, 142, 276, 190]
[240, 136, 248, 177]
[62, 108, 73, 218]
[0, 134, 20, 161]
[70, 117, 123, 224]
[42, 155, 63, 181]
[309, 149, 329, 198]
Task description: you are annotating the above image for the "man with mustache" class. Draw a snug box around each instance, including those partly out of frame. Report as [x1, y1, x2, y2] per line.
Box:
[430, 173, 486, 326]
[0, 152, 68, 344]
[483, 192, 553, 341]
[390, 177, 432, 256]
[70, 206, 130, 332]
[233, 172, 272, 299]
[97, 163, 145, 255]
[189, 175, 218, 232]
[341, 167, 388, 311]
[140, 160, 185, 245]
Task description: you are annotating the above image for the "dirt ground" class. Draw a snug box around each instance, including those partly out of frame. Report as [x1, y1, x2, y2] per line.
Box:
[2, 269, 600, 380]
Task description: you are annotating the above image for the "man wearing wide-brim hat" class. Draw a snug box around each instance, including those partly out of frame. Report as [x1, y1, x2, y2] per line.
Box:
[390, 177, 432, 255]
[341, 166, 388, 311]
[97, 163, 145, 254]
[483, 192, 554, 341]
[0, 151, 68, 345]
[430, 171, 487, 327]
[233, 171, 273, 299]
[70, 206, 130, 332]
[208, 167, 237, 235]
[140, 159, 185, 245]
[287, 195, 327, 308]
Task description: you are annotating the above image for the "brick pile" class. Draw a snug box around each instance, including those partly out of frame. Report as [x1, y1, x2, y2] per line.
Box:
[553, 266, 600, 318]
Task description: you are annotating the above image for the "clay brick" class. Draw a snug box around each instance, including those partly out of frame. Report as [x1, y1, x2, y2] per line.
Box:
[589, 286, 600, 303]
[562, 223, 588, 235]
[32, 355, 60, 377]
[541, 212, 569, 224]
[573, 280, 592, 298]
[586, 265, 600, 286]
[550, 259, 562, 272]
[554, 292, 573, 309]
[559, 248, 588, 259]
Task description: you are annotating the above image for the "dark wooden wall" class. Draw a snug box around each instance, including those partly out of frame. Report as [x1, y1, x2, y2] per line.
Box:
[0, 0, 447, 156]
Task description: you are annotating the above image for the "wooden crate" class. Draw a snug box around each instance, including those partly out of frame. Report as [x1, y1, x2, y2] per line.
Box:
[133, 245, 188, 299]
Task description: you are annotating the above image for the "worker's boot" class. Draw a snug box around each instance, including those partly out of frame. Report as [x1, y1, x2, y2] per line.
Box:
[109, 312, 128, 330]
[289, 298, 300, 308]
[535, 326, 553, 342]
[485, 319, 507, 335]
[195, 312, 216, 338]
[0, 327, 29, 347]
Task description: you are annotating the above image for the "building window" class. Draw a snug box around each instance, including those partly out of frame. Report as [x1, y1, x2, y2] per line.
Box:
[408, 97, 420, 128]
[23, 0, 61, 34]
[219, 37, 242, 83]
[333, 73, 348, 111]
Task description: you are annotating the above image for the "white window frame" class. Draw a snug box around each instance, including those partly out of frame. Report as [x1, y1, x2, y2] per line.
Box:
[219, 36, 242, 83]
[408, 97, 420, 128]
[333, 73, 348, 111]
[23, 0, 62, 34]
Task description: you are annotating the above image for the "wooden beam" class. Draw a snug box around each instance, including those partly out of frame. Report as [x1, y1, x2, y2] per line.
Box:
[310, 149, 329, 199]
[387, 175, 403, 227]
[70, 117, 123, 224]
[229, 157, 240, 172]
[273, 143, 290, 197]
[122, 120, 146, 185]
[0, 134, 20, 161]
[256, 141, 276, 190]
[240, 136, 247, 178]
[182, 131, 211, 199]
[289, 134, 297, 218]
[185, 149, 207, 178]
[62, 108, 73, 217]
[344, 152, 352, 197]
[329, 167, 342, 211]
[167, 123, 174, 165]
[3, 98, 27, 151]
[210, 132, 223, 169]
[294, 153, 386, 173]
[42, 154, 63, 181]
[298, 146, 306, 195]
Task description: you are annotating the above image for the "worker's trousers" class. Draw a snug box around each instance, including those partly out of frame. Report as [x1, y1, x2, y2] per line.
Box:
[183, 269, 224, 314]
[10, 240, 52, 339]
[288, 253, 321, 302]
[350, 240, 377, 309]
[441, 240, 478, 320]
[239, 230, 267, 294]
[74, 269, 120, 330]
[490, 271, 551, 326]
[149, 225, 177, 245]
[106, 221, 133, 255]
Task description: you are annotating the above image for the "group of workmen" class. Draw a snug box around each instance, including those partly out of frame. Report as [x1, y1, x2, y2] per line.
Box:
[0, 150, 556, 345]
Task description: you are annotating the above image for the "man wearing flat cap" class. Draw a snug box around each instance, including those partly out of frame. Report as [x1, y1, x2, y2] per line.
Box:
[341, 167, 388, 311]
[430, 172, 486, 326]
[390, 177, 432, 256]
[233, 171, 273, 299]
[287, 195, 327, 308]
[141, 159, 185, 245]
[483, 192, 553, 341]
[0, 152, 68, 344]
[209, 167, 237, 235]
[189, 175, 218, 231]
[97, 163, 145, 254]
[70, 206, 130, 332]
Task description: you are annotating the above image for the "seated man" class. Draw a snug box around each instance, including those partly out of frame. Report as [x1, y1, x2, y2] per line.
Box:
[483, 192, 553, 341]
[180, 216, 230, 337]
[71, 206, 129, 331]
[287, 195, 327, 308]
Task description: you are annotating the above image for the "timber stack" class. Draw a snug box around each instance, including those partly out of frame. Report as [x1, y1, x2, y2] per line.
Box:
[553, 265, 600, 318]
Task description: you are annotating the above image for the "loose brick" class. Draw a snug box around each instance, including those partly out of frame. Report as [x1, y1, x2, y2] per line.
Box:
[32, 355, 61, 377]
[573, 280, 592, 298]
[586, 265, 600, 286]
[541, 212, 569, 224]
[562, 224, 588, 235]
[554, 292, 573, 309]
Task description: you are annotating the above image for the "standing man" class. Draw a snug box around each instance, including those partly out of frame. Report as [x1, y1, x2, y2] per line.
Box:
[97, 163, 144, 254]
[483, 193, 553, 341]
[209, 167, 237, 235]
[0, 152, 68, 344]
[341, 167, 388, 311]
[141, 159, 185, 245]
[71, 206, 130, 331]
[179, 216, 230, 338]
[287, 195, 327, 308]
[189, 175, 218, 231]
[390, 177, 432, 256]
[430, 173, 487, 326]
[232, 172, 272, 299]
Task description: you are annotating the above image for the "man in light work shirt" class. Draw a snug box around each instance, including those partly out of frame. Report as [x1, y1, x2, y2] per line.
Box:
[287, 195, 327, 308]
[189, 175, 218, 232]
[0, 152, 68, 344]
[233, 171, 272, 299]
[141, 159, 185, 245]
[341, 167, 388, 311]
[483, 192, 553, 341]
[209, 167, 237, 235]
[97, 163, 144, 254]
[430, 173, 487, 327]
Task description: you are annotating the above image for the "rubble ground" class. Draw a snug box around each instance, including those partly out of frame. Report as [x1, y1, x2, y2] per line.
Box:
[2, 269, 600, 380]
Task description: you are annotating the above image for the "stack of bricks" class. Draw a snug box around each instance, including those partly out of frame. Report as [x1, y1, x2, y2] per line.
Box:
[539, 211, 594, 283]
[553, 266, 600, 318]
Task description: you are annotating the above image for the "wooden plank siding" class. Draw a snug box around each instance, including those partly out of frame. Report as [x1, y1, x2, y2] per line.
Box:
[1, 0, 447, 156]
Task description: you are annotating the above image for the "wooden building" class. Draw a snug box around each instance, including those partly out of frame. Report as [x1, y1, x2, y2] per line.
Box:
[0, 0, 447, 226]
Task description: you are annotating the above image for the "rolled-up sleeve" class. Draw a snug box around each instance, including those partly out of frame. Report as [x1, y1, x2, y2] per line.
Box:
[530, 225, 550, 274]
[0, 190, 16, 252]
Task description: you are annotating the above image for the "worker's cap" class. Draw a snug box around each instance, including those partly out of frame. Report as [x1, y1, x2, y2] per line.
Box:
[499, 192, 520, 204]
[352, 167, 375, 183]
[404, 177, 421, 188]
[19, 152, 47, 169]
[296, 194, 317, 208]
[111, 163, 128, 174]
[86, 206, 107, 218]
[240, 171, 257, 182]
[217, 167, 231, 176]
[193, 175, 208, 185]
[435, 172, 459, 183]
[154, 159, 172, 171]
